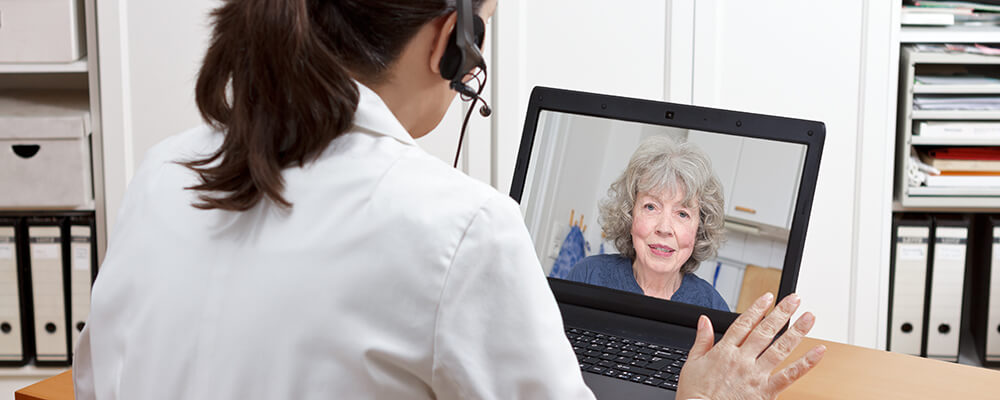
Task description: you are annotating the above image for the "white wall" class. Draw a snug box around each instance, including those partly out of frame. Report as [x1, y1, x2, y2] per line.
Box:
[688, 0, 895, 345]
[98, 0, 218, 233]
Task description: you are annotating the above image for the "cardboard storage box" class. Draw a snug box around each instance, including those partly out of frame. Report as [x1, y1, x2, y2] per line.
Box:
[0, 90, 92, 209]
[0, 0, 86, 63]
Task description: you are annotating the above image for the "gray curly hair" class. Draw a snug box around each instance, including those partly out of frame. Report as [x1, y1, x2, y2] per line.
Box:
[598, 135, 726, 274]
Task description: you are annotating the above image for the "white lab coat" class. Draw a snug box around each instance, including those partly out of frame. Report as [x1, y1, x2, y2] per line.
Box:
[73, 84, 595, 399]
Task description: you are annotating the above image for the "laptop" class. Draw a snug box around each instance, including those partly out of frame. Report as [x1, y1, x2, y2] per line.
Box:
[509, 87, 825, 398]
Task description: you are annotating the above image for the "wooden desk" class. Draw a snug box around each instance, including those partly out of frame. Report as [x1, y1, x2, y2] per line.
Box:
[14, 370, 72, 400]
[14, 338, 1000, 399]
[779, 338, 1000, 398]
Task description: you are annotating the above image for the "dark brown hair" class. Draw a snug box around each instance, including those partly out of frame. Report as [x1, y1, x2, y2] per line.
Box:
[184, 0, 483, 211]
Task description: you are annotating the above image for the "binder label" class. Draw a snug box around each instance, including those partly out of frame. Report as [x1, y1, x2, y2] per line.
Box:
[31, 243, 60, 260]
[936, 237, 967, 245]
[898, 236, 928, 244]
[0, 235, 13, 260]
[72, 242, 91, 271]
[898, 244, 926, 261]
[936, 244, 965, 261]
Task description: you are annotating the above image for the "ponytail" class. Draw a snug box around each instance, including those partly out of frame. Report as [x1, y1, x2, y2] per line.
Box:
[184, 0, 485, 211]
[184, 0, 358, 211]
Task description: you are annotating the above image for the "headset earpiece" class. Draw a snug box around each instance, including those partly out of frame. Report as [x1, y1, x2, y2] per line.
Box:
[439, 14, 486, 83]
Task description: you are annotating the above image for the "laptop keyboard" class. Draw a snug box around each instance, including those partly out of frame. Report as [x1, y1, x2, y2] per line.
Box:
[566, 327, 687, 391]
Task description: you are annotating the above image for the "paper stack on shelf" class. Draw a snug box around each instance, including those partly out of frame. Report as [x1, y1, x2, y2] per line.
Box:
[920, 147, 1000, 187]
[915, 121, 1000, 139]
[915, 75, 1000, 85]
[914, 95, 1000, 110]
[904, 1, 1000, 26]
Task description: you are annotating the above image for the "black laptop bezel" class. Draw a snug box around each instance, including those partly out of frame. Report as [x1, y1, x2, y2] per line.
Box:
[509, 86, 826, 333]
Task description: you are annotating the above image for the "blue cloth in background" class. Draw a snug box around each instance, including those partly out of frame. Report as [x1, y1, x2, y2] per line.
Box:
[549, 225, 589, 279]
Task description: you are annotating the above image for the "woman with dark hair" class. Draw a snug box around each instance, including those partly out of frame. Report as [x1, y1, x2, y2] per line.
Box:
[73, 1, 824, 399]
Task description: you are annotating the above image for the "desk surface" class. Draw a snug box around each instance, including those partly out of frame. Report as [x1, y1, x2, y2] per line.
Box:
[14, 338, 1000, 399]
[14, 370, 72, 400]
[779, 337, 1000, 399]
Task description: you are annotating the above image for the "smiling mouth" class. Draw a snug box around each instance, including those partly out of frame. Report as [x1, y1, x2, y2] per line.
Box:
[649, 244, 675, 257]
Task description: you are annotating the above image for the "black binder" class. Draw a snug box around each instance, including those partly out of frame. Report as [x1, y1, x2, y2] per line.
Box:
[25, 216, 71, 366]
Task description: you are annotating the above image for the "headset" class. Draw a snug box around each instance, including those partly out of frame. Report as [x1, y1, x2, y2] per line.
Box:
[440, 0, 492, 168]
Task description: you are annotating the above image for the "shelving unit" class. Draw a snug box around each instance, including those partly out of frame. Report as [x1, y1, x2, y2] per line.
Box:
[891, 14, 1000, 370]
[0, 0, 105, 393]
[895, 45, 1000, 209]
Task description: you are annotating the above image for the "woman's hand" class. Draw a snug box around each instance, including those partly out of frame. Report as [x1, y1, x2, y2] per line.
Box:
[675, 293, 825, 400]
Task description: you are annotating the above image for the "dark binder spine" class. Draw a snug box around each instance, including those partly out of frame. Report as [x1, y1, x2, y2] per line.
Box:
[0, 217, 30, 367]
[921, 215, 936, 359]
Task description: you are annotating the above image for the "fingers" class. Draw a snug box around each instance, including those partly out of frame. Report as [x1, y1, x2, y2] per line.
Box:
[756, 312, 816, 370]
[740, 294, 802, 357]
[766, 345, 826, 395]
[719, 292, 774, 348]
[688, 315, 715, 359]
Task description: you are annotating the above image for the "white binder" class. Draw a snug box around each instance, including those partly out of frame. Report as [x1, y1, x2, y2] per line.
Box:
[28, 225, 68, 364]
[889, 224, 931, 356]
[988, 225, 1000, 363]
[0, 223, 24, 363]
[927, 224, 968, 362]
[69, 224, 92, 353]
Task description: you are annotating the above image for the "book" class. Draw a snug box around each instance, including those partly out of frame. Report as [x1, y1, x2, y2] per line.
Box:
[928, 147, 1000, 160]
[920, 152, 1000, 171]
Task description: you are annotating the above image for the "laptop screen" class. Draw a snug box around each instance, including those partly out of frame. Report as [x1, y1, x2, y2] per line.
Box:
[517, 108, 810, 314]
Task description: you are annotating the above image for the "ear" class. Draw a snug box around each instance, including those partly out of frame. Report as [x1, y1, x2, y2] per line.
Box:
[429, 13, 458, 76]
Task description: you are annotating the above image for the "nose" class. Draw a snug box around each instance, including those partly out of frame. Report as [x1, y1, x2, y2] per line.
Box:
[654, 216, 673, 236]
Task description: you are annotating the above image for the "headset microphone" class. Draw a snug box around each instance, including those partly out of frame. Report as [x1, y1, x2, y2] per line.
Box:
[451, 81, 492, 117]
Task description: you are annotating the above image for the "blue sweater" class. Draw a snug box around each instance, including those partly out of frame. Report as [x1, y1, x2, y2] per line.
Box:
[565, 254, 730, 311]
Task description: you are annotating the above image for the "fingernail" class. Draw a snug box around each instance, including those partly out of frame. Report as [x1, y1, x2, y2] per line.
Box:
[801, 312, 815, 326]
[698, 315, 707, 329]
[787, 293, 801, 307]
[760, 292, 774, 305]
[808, 345, 826, 363]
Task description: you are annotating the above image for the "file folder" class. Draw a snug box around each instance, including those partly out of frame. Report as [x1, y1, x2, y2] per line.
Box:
[0, 217, 28, 365]
[68, 217, 94, 355]
[926, 217, 970, 362]
[888, 215, 931, 356]
[988, 217, 1000, 364]
[27, 218, 70, 365]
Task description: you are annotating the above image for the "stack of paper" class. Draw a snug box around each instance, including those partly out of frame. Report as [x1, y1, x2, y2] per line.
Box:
[915, 75, 1000, 85]
[915, 121, 1000, 139]
[921, 147, 1000, 187]
[914, 95, 1000, 110]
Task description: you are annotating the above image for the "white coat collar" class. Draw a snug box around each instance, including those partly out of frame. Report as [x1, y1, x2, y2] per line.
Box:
[352, 81, 417, 146]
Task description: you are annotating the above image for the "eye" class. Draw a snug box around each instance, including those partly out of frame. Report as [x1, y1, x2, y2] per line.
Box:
[644, 203, 656, 211]
[678, 210, 690, 219]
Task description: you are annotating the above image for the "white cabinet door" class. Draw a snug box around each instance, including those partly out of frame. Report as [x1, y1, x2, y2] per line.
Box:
[686, 130, 742, 205]
[727, 139, 804, 230]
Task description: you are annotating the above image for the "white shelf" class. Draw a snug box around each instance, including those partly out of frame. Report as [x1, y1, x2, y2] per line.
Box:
[911, 136, 1000, 146]
[901, 25, 1000, 43]
[0, 364, 67, 378]
[900, 188, 1000, 209]
[914, 84, 1000, 94]
[911, 110, 1000, 120]
[0, 58, 88, 74]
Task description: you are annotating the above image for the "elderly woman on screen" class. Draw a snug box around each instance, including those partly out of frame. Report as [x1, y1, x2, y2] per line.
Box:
[567, 136, 729, 311]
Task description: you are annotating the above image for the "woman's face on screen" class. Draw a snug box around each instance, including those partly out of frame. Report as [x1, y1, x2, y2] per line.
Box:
[630, 188, 699, 277]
